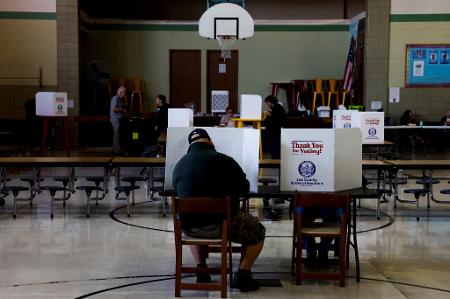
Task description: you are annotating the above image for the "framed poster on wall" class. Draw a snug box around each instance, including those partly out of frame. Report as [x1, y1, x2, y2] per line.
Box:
[405, 44, 450, 87]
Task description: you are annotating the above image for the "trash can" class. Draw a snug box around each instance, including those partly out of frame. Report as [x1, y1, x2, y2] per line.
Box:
[120, 116, 156, 156]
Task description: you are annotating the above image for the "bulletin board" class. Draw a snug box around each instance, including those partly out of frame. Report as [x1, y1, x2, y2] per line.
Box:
[405, 44, 450, 87]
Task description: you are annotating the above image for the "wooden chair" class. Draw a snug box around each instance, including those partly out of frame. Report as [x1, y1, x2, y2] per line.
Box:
[292, 192, 350, 287]
[172, 196, 232, 298]
[327, 79, 340, 109]
[311, 79, 325, 115]
[130, 77, 144, 113]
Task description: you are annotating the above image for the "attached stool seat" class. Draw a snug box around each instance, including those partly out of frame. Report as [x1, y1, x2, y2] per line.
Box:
[403, 188, 427, 221]
[3, 186, 29, 218]
[372, 188, 392, 220]
[115, 185, 140, 217]
[121, 176, 146, 205]
[86, 176, 105, 187]
[149, 176, 165, 200]
[258, 177, 278, 210]
[20, 177, 44, 205]
[416, 177, 440, 208]
[40, 186, 67, 218]
[86, 176, 107, 203]
[53, 176, 77, 204]
[158, 189, 177, 217]
[76, 186, 103, 217]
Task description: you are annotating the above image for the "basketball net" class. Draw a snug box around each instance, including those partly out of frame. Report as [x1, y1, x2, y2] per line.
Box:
[217, 35, 236, 60]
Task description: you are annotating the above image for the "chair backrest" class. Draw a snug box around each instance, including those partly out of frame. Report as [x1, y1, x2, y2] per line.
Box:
[172, 196, 231, 219]
[314, 79, 324, 92]
[131, 77, 144, 91]
[294, 192, 350, 218]
[328, 79, 338, 92]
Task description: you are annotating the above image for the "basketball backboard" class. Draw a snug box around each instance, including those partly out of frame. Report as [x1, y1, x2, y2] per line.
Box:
[199, 3, 254, 39]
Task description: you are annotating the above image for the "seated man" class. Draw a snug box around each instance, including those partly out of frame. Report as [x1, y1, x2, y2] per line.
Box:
[173, 129, 265, 292]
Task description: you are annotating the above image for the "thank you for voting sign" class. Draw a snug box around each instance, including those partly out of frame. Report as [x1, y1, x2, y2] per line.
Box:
[281, 128, 362, 192]
[333, 111, 384, 144]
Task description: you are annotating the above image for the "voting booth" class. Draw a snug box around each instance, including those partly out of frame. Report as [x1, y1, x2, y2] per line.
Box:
[168, 108, 193, 127]
[36, 92, 68, 116]
[280, 128, 362, 192]
[333, 110, 384, 144]
[165, 127, 260, 192]
[240, 94, 262, 119]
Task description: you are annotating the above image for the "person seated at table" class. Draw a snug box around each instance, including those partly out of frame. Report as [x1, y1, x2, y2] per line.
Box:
[301, 207, 341, 268]
[173, 128, 265, 292]
[437, 110, 450, 151]
[264, 95, 286, 159]
[441, 109, 450, 126]
[219, 107, 235, 127]
[399, 109, 425, 151]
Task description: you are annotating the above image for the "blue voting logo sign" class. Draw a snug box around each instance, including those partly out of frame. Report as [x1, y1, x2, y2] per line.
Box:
[298, 161, 316, 178]
[57, 104, 64, 112]
[344, 123, 352, 128]
[368, 127, 377, 137]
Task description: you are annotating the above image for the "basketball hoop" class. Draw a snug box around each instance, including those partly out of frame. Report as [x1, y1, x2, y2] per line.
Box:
[217, 35, 237, 60]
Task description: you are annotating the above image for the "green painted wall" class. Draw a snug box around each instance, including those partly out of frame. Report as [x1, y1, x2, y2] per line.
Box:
[82, 27, 350, 112]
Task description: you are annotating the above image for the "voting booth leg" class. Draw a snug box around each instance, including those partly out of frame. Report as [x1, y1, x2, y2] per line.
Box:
[40, 117, 71, 156]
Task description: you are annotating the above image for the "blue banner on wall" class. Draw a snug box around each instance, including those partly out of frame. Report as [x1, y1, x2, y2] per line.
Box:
[406, 44, 450, 87]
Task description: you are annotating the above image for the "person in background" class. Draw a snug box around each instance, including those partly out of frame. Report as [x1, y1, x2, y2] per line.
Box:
[173, 129, 265, 292]
[154, 94, 170, 141]
[264, 95, 286, 159]
[441, 109, 450, 126]
[399, 109, 425, 151]
[220, 106, 235, 127]
[399, 109, 416, 125]
[110, 86, 127, 155]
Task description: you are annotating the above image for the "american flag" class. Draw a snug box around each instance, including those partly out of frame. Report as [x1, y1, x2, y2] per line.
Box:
[342, 37, 355, 93]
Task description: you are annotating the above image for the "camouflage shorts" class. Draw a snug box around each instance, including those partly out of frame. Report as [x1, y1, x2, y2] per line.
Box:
[183, 212, 265, 246]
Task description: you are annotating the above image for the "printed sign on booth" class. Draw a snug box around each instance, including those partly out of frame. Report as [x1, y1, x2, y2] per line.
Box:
[281, 128, 362, 192]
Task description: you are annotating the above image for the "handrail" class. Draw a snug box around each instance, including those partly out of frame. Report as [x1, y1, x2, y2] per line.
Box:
[0, 67, 43, 89]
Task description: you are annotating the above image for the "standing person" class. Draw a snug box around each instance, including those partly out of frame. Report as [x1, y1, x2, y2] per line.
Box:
[264, 95, 286, 159]
[154, 94, 170, 141]
[110, 86, 127, 155]
[173, 129, 265, 292]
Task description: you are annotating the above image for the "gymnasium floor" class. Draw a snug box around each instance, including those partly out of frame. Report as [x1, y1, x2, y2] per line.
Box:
[1, 160, 450, 298]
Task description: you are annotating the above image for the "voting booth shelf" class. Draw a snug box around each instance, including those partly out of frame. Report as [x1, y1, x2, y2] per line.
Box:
[280, 128, 362, 192]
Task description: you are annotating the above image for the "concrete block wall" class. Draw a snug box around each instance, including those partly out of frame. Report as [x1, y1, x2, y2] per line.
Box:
[364, 0, 390, 112]
[57, 0, 79, 117]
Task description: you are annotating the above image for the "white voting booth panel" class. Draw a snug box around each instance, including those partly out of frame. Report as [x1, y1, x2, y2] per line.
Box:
[168, 108, 193, 127]
[240, 94, 262, 119]
[164, 127, 259, 192]
[280, 128, 362, 192]
[333, 111, 384, 144]
[35, 92, 68, 116]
